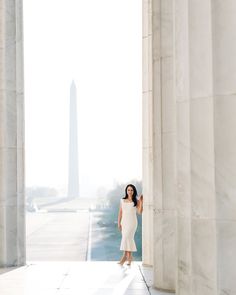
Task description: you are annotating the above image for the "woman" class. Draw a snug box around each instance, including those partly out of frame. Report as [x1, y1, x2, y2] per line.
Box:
[117, 184, 143, 266]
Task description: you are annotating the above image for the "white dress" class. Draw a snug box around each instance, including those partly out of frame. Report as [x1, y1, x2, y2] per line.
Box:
[120, 198, 138, 252]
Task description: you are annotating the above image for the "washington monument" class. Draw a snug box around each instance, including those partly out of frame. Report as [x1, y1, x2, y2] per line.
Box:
[67, 80, 79, 198]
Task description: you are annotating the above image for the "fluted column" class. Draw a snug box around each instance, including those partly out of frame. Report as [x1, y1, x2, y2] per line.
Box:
[175, 1, 191, 294]
[142, 0, 154, 266]
[0, 0, 25, 267]
[212, 1, 236, 293]
[152, 0, 176, 291]
[176, 0, 217, 294]
[144, 0, 236, 294]
[143, 0, 176, 290]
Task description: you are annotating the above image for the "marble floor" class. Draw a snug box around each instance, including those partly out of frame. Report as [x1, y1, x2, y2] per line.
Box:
[0, 261, 174, 295]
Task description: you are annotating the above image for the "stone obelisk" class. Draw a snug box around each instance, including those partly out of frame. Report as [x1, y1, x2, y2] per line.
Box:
[67, 80, 79, 198]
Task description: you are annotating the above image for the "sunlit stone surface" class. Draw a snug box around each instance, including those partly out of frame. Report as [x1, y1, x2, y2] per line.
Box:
[0, 262, 171, 295]
[26, 212, 90, 261]
[142, 0, 176, 291]
[143, 0, 236, 294]
[0, 0, 25, 267]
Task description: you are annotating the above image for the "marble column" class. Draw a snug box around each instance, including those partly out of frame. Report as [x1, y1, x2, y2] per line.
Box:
[0, 0, 25, 267]
[152, 0, 176, 291]
[142, 0, 154, 267]
[176, 0, 217, 294]
[212, 1, 236, 293]
[176, 0, 236, 294]
[175, 1, 192, 294]
[144, 0, 236, 294]
[143, 0, 176, 290]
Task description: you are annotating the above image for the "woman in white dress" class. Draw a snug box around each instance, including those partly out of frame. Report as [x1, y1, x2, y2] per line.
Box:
[117, 184, 143, 266]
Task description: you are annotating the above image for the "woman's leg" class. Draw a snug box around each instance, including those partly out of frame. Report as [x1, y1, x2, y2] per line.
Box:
[118, 251, 127, 265]
[127, 251, 132, 265]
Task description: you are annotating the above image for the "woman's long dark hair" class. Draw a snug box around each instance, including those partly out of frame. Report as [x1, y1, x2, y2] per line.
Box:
[123, 184, 138, 207]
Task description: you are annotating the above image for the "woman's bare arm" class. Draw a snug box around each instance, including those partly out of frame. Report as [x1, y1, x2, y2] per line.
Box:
[118, 204, 122, 231]
[137, 195, 143, 214]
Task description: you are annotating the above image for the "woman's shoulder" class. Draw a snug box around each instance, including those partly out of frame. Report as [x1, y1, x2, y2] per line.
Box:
[120, 197, 127, 204]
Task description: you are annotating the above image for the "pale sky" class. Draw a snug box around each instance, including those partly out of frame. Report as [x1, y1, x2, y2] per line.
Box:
[24, 0, 142, 197]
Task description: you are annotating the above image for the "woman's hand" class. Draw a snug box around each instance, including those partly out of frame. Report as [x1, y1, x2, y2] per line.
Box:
[118, 223, 122, 231]
[137, 194, 143, 214]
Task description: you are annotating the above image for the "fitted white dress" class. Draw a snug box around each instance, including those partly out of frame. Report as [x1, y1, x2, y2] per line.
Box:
[120, 198, 138, 252]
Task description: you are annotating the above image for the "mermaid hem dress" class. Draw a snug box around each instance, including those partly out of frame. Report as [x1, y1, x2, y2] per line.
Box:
[120, 198, 137, 252]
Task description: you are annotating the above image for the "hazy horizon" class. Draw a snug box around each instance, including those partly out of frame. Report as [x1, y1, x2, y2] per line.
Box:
[24, 0, 142, 198]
